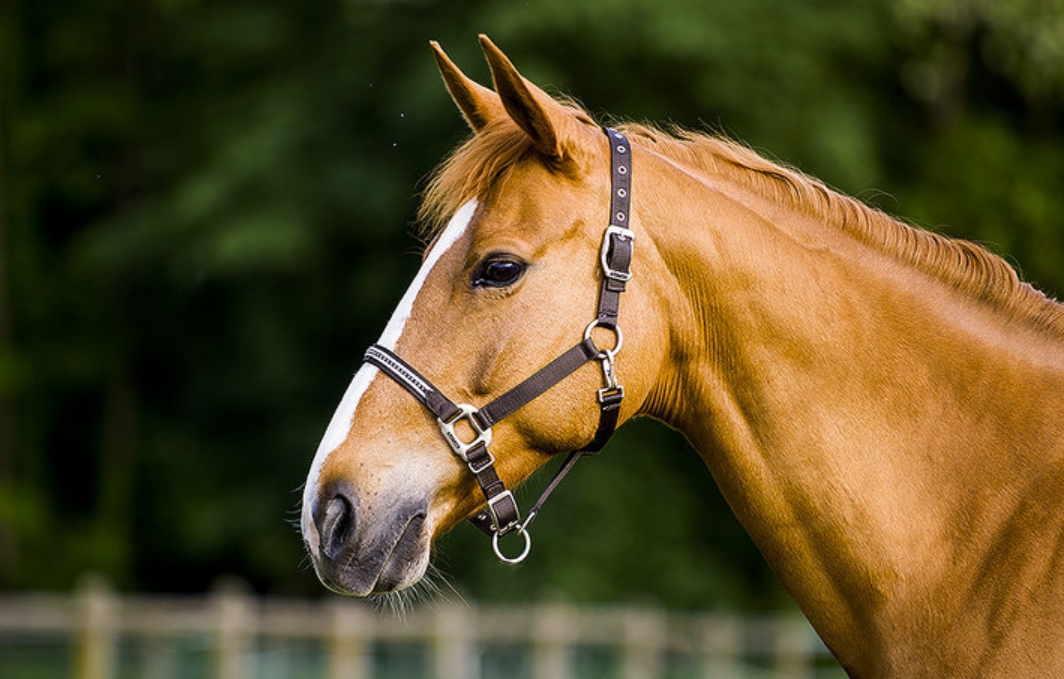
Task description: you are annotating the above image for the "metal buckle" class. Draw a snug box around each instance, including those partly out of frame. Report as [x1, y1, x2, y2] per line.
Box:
[597, 385, 625, 404]
[487, 489, 521, 533]
[466, 448, 496, 475]
[600, 225, 635, 282]
[438, 404, 492, 462]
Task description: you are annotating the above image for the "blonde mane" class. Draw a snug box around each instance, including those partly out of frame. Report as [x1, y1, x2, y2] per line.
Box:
[420, 115, 1064, 337]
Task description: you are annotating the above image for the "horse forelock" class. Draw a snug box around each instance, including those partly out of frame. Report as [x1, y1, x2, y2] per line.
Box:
[417, 96, 596, 245]
[418, 123, 531, 243]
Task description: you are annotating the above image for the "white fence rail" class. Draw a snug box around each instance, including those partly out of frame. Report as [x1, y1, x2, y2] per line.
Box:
[0, 576, 843, 679]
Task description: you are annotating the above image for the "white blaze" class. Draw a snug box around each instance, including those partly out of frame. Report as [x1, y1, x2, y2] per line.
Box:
[301, 199, 478, 547]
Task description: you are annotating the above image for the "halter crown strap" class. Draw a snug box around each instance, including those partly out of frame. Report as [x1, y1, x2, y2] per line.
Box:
[361, 127, 633, 564]
[597, 128, 635, 327]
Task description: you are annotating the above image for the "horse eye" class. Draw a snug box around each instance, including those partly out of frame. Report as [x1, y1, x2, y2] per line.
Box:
[472, 258, 526, 288]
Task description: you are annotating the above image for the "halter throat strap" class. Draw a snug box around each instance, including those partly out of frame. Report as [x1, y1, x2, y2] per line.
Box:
[362, 127, 634, 563]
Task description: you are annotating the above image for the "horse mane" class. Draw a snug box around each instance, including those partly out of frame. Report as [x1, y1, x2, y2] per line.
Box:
[618, 123, 1064, 337]
[419, 113, 1064, 338]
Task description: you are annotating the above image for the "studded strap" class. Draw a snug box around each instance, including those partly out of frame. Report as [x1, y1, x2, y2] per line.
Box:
[596, 129, 635, 328]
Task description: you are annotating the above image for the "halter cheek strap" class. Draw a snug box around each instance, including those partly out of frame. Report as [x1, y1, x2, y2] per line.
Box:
[363, 127, 634, 564]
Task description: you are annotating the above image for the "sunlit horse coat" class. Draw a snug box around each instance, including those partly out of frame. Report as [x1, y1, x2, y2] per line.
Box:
[302, 36, 1064, 678]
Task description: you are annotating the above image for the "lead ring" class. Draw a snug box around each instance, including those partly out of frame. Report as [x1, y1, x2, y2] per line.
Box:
[583, 320, 624, 356]
[492, 526, 532, 564]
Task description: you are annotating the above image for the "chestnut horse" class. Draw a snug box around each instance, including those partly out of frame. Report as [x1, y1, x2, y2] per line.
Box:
[301, 36, 1064, 677]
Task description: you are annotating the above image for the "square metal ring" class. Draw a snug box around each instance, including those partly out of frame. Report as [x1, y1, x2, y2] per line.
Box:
[438, 404, 492, 461]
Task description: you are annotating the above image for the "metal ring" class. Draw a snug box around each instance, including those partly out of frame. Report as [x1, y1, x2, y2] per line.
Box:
[492, 526, 532, 564]
[583, 320, 624, 356]
[438, 404, 492, 461]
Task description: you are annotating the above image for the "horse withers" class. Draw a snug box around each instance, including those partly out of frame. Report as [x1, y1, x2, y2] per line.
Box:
[301, 36, 1064, 678]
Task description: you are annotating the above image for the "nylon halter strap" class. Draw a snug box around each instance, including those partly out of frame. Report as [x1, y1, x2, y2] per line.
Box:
[363, 127, 634, 564]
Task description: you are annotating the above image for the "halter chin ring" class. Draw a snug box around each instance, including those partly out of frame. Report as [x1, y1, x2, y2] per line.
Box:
[438, 404, 492, 462]
[492, 525, 533, 564]
[583, 319, 624, 357]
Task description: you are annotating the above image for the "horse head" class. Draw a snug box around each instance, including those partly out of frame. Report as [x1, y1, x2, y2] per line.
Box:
[300, 36, 668, 596]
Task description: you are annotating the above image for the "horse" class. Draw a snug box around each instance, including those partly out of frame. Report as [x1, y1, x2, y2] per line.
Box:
[301, 35, 1064, 677]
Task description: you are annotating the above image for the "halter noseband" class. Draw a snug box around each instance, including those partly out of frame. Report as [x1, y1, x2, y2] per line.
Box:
[363, 127, 634, 564]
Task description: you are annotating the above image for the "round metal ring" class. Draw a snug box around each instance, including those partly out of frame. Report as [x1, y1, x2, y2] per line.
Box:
[492, 527, 532, 564]
[583, 320, 624, 356]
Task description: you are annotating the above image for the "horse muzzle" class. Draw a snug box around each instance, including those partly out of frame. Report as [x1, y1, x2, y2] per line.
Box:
[306, 481, 431, 596]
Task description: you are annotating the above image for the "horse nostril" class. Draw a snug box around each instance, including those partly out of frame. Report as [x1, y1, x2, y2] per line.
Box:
[318, 490, 356, 561]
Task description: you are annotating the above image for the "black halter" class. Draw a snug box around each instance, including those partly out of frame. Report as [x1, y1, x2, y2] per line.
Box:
[363, 127, 634, 563]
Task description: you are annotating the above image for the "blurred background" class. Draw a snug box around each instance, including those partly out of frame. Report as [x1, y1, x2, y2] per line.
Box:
[1, 0, 1063, 675]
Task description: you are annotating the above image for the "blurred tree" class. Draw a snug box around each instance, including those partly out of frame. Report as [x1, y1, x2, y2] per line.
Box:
[0, 0, 16, 584]
[895, 0, 1064, 111]
[1, 0, 1061, 612]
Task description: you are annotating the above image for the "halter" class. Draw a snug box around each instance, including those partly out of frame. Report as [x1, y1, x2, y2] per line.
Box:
[363, 127, 634, 564]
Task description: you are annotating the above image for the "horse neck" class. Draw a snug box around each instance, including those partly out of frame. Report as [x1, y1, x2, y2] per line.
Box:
[636, 148, 1064, 673]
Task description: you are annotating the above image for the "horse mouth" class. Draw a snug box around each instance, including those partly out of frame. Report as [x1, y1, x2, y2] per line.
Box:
[311, 502, 430, 597]
[373, 512, 429, 592]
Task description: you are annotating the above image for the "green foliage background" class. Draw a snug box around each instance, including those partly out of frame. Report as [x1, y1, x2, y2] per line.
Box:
[1, 0, 1062, 608]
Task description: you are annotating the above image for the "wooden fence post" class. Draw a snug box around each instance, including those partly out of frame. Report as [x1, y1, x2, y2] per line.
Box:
[620, 606, 665, 679]
[701, 614, 741, 679]
[531, 603, 573, 679]
[433, 602, 474, 679]
[328, 600, 373, 679]
[75, 574, 116, 679]
[213, 578, 253, 679]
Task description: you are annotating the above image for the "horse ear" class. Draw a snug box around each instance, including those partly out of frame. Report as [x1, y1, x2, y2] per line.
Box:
[478, 35, 586, 162]
[430, 40, 505, 132]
